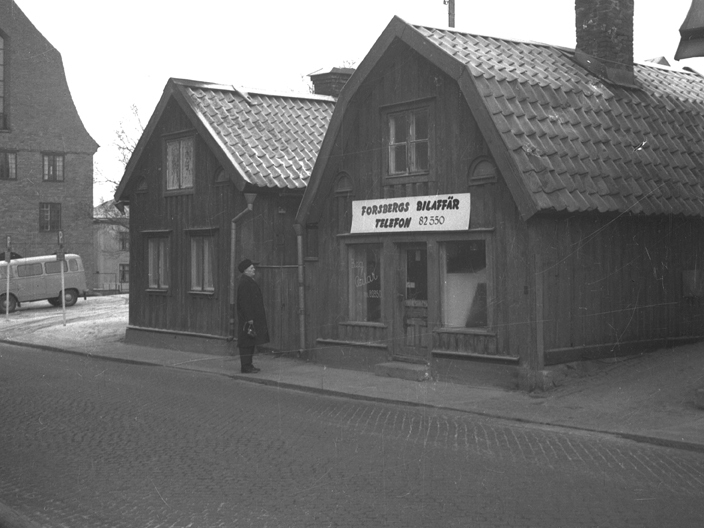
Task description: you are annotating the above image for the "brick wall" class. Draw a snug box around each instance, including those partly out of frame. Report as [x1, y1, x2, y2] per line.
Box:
[0, 1, 98, 287]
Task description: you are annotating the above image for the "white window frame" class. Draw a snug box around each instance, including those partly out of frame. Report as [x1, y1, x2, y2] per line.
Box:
[190, 234, 215, 293]
[147, 236, 170, 290]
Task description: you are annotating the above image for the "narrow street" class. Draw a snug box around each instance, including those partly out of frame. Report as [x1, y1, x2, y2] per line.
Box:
[1, 344, 703, 527]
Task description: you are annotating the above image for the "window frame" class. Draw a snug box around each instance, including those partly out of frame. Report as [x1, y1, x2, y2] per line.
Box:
[145, 233, 171, 291]
[381, 98, 435, 185]
[39, 202, 61, 232]
[347, 242, 383, 323]
[118, 230, 130, 251]
[438, 235, 493, 332]
[163, 133, 195, 194]
[42, 153, 65, 182]
[119, 263, 129, 284]
[0, 150, 17, 180]
[188, 230, 216, 294]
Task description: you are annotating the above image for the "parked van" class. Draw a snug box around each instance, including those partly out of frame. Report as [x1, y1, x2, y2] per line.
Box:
[0, 254, 88, 313]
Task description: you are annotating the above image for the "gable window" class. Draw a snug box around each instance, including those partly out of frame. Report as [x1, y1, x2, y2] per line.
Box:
[387, 106, 430, 177]
[0, 151, 16, 180]
[147, 236, 170, 290]
[39, 203, 61, 232]
[165, 136, 194, 191]
[334, 172, 354, 234]
[190, 234, 215, 292]
[43, 154, 65, 182]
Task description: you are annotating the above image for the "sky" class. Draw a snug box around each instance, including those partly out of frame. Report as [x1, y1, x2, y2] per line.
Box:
[13, 0, 704, 205]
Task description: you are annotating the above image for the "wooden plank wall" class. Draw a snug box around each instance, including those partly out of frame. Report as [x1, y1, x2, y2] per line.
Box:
[536, 214, 704, 358]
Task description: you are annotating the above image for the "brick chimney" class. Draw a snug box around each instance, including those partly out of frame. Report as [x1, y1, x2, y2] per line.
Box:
[309, 67, 354, 98]
[575, 0, 636, 87]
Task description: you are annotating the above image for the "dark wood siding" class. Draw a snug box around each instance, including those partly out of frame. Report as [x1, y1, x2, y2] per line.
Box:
[128, 98, 302, 351]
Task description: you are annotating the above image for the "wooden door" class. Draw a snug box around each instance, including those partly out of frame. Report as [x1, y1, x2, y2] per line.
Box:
[256, 265, 299, 354]
[394, 245, 429, 361]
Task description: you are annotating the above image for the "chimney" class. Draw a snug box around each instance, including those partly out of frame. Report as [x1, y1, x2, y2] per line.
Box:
[309, 67, 354, 98]
[575, 0, 636, 87]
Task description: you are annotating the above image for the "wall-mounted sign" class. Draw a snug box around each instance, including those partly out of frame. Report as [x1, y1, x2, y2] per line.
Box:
[350, 193, 471, 234]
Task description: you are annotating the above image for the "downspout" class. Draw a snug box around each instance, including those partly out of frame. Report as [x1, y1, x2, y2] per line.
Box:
[229, 193, 257, 340]
[293, 223, 306, 354]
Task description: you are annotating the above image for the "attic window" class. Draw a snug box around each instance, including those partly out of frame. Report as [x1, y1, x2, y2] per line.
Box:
[214, 168, 228, 183]
[382, 100, 434, 184]
[165, 136, 194, 192]
[468, 158, 498, 186]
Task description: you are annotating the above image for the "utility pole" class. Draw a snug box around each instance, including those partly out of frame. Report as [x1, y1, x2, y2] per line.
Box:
[444, 0, 455, 28]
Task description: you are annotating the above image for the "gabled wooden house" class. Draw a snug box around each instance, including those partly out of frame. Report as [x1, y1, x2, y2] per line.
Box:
[296, 0, 704, 389]
[114, 77, 341, 353]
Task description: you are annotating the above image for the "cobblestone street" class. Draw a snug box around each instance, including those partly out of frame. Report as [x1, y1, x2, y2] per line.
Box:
[1, 344, 703, 527]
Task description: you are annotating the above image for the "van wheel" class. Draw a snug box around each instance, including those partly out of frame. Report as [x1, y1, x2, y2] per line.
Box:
[48, 297, 61, 307]
[0, 294, 17, 313]
[62, 289, 78, 307]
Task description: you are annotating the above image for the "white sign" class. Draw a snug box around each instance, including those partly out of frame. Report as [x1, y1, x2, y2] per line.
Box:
[350, 193, 471, 234]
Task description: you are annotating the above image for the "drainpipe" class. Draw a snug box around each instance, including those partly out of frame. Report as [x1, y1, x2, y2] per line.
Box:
[293, 223, 306, 354]
[229, 193, 257, 339]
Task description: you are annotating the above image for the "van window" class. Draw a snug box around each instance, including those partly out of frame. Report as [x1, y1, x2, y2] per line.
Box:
[17, 263, 43, 277]
[0, 266, 8, 279]
[45, 261, 68, 274]
[68, 259, 78, 272]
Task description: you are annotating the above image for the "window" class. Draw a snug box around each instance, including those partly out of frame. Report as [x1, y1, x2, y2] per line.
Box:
[45, 261, 68, 274]
[0, 34, 5, 129]
[165, 136, 194, 191]
[387, 107, 429, 176]
[0, 151, 16, 180]
[39, 203, 61, 232]
[147, 237, 170, 289]
[43, 154, 65, 182]
[119, 264, 129, 283]
[469, 158, 498, 186]
[190, 235, 214, 292]
[348, 244, 382, 322]
[442, 241, 487, 328]
[17, 263, 43, 277]
[118, 231, 129, 251]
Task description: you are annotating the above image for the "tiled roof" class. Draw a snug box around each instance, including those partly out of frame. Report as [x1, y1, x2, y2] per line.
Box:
[415, 25, 704, 216]
[174, 80, 335, 189]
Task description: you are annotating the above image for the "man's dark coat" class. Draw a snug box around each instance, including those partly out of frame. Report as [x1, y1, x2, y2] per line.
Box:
[236, 274, 270, 347]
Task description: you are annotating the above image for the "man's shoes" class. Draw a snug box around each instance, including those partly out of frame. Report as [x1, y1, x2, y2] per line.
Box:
[241, 366, 261, 374]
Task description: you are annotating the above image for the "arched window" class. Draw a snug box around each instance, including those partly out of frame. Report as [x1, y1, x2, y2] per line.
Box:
[468, 157, 498, 186]
[333, 172, 354, 234]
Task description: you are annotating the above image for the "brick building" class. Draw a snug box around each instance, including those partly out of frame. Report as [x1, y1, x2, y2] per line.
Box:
[0, 0, 98, 283]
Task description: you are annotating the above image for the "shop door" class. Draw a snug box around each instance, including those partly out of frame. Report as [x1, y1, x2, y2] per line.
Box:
[394, 246, 429, 361]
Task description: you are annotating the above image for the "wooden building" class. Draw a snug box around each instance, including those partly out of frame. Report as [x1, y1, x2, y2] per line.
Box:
[0, 0, 97, 286]
[114, 77, 341, 354]
[296, 1, 704, 389]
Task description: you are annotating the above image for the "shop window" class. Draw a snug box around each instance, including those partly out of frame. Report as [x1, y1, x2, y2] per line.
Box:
[190, 234, 214, 292]
[147, 236, 170, 290]
[348, 244, 382, 322]
[442, 240, 487, 328]
[165, 136, 194, 191]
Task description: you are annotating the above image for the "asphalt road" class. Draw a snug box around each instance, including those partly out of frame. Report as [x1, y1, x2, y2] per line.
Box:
[1, 344, 703, 527]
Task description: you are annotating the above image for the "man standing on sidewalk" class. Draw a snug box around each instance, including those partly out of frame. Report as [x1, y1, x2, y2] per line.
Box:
[236, 259, 270, 373]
